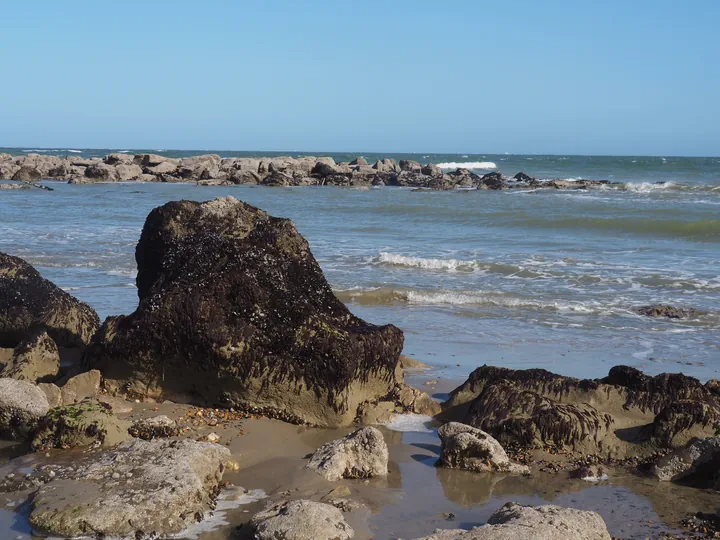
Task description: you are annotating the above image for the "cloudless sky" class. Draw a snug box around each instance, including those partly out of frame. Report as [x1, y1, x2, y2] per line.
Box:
[1, 1, 718, 155]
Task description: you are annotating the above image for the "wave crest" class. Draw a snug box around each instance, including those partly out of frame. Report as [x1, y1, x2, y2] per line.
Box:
[436, 161, 497, 170]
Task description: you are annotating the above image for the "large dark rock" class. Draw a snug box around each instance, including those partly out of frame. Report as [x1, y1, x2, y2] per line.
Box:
[635, 304, 704, 319]
[443, 365, 720, 457]
[86, 197, 404, 426]
[478, 171, 505, 190]
[0, 253, 100, 348]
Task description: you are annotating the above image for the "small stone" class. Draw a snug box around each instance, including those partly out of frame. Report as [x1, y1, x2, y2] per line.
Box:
[111, 472, 120, 479]
[207, 433, 220, 443]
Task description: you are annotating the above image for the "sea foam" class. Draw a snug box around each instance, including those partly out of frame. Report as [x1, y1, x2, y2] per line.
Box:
[436, 161, 497, 170]
[385, 414, 435, 433]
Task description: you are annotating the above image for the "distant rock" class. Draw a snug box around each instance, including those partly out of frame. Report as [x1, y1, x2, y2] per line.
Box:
[478, 171, 505, 190]
[252, 500, 354, 540]
[513, 171, 536, 183]
[307, 427, 389, 481]
[0, 329, 60, 383]
[12, 166, 42, 182]
[635, 304, 704, 319]
[0, 252, 100, 348]
[349, 157, 368, 166]
[437, 422, 529, 474]
[29, 438, 231, 538]
[421, 163, 443, 176]
[104, 153, 134, 165]
[0, 377, 49, 439]
[412, 502, 611, 540]
[86, 197, 404, 426]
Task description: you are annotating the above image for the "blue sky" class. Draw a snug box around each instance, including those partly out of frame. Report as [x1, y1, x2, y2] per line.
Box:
[1, 1, 718, 155]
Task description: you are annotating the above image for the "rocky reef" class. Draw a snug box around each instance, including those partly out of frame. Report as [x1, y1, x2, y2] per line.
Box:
[442, 364, 720, 457]
[86, 197, 404, 426]
[0, 152, 619, 190]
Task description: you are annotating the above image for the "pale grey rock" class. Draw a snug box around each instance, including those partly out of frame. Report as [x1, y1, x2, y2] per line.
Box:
[114, 163, 143, 181]
[12, 166, 42, 182]
[252, 499, 354, 540]
[307, 427, 388, 481]
[0, 377, 50, 439]
[104, 153, 134, 165]
[29, 438, 231, 538]
[412, 502, 611, 539]
[437, 422, 529, 474]
[38, 382, 62, 408]
[146, 161, 178, 174]
[652, 436, 720, 485]
[1, 330, 60, 383]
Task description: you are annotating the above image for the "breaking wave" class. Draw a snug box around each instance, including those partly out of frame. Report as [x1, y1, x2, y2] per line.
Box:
[436, 161, 497, 170]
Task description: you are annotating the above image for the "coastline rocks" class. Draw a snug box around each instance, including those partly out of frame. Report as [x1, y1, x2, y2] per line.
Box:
[12, 166, 42, 182]
[31, 400, 131, 450]
[635, 304, 704, 319]
[129, 415, 179, 440]
[443, 365, 720, 456]
[437, 422, 529, 474]
[652, 436, 720, 487]
[1, 329, 60, 383]
[412, 502, 611, 540]
[86, 197, 404, 426]
[252, 500, 354, 540]
[0, 378, 50, 439]
[29, 438, 231, 538]
[306, 427, 389, 481]
[0, 252, 100, 348]
[477, 171, 505, 190]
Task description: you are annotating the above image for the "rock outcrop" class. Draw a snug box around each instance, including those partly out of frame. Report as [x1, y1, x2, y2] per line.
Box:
[29, 438, 231, 538]
[0, 252, 100, 348]
[0, 377, 50, 439]
[652, 436, 720, 487]
[0, 329, 60, 383]
[443, 365, 720, 457]
[86, 197, 404, 426]
[306, 427, 389, 481]
[437, 422, 529, 474]
[412, 502, 611, 540]
[31, 400, 131, 450]
[635, 304, 704, 319]
[252, 500, 354, 540]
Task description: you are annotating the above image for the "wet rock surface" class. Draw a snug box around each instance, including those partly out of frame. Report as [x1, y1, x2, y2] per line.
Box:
[635, 304, 705, 319]
[0, 377, 50, 439]
[0, 251, 100, 348]
[28, 438, 231, 538]
[652, 436, 720, 487]
[412, 502, 611, 539]
[251, 499, 354, 540]
[443, 365, 720, 457]
[437, 422, 529, 474]
[86, 197, 404, 426]
[306, 426, 389, 481]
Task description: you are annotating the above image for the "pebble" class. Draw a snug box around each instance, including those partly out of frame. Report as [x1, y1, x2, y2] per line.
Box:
[207, 432, 220, 443]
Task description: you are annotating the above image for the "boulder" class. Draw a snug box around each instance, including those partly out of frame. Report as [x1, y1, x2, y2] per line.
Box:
[86, 197, 403, 426]
[0, 252, 100, 348]
[478, 171, 505, 190]
[145, 161, 177, 174]
[31, 400, 131, 450]
[437, 422, 529, 474]
[133, 154, 173, 167]
[12, 166, 42, 182]
[513, 172, 536, 183]
[372, 158, 398, 173]
[349, 157, 368, 166]
[84, 163, 115, 180]
[412, 502, 611, 540]
[399, 159, 422, 172]
[29, 438, 231, 538]
[229, 169, 261, 184]
[421, 163, 443, 176]
[444, 365, 720, 457]
[0, 378, 49, 439]
[252, 500, 354, 540]
[114, 163, 143, 181]
[306, 427, 388, 481]
[261, 170, 294, 186]
[104, 153, 133, 165]
[0, 329, 60, 383]
[652, 436, 720, 486]
[312, 161, 340, 177]
[635, 304, 704, 319]
[59, 369, 101, 404]
[0, 162, 20, 180]
[15, 154, 64, 175]
[38, 382, 62, 408]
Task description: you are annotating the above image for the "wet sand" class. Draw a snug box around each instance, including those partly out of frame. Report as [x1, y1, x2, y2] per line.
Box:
[1, 372, 719, 539]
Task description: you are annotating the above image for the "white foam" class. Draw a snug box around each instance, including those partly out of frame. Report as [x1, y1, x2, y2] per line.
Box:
[436, 161, 497, 170]
[624, 181, 676, 193]
[377, 252, 475, 271]
[67, 149, 82, 153]
[385, 414, 434, 433]
[581, 474, 609, 482]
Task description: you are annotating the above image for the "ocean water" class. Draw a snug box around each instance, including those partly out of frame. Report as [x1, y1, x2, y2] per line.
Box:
[1, 150, 719, 382]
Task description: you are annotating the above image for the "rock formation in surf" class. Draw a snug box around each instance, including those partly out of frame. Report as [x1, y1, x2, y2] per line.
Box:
[442, 365, 720, 457]
[85, 197, 404, 426]
[0, 152, 619, 190]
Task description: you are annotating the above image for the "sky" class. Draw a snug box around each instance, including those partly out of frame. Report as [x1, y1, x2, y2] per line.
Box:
[1, 1, 718, 156]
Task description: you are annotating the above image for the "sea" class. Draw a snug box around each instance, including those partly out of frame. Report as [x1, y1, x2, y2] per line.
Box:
[1, 148, 719, 382]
